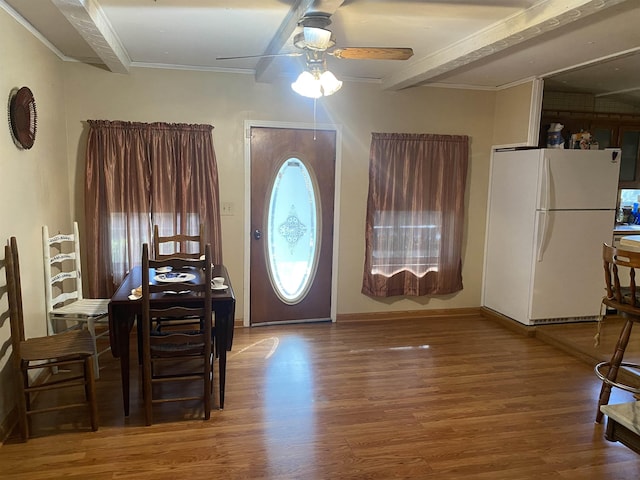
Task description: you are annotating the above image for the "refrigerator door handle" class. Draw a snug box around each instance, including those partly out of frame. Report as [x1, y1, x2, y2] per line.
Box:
[541, 155, 551, 210]
[536, 210, 548, 262]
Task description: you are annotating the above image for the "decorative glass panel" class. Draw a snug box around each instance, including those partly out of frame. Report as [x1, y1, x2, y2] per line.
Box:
[267, 158, 320, 304]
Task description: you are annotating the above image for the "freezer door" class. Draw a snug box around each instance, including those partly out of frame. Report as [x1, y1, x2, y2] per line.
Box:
[539, 149, 620, 211]
[529, 209, 615, 321]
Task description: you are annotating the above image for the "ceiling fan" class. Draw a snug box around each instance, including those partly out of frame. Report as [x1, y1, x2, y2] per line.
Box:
[217, 12, 413, 97]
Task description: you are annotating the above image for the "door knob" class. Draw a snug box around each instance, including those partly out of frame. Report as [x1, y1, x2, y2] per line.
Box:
[253, 229, 262, 240]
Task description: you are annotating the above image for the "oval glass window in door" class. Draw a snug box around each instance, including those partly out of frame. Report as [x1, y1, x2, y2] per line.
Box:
[266, 158, 320, 304]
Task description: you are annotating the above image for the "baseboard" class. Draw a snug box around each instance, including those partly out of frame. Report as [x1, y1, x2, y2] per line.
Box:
[336, 307, 483, 323]
[481, 309, 640, 387]
[533, 327, 601, 364]
[480, 307, 537, 337]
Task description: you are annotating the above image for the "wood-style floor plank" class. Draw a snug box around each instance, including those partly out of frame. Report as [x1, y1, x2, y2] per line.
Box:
[1, 315, 639, 479]
[536, 316, 640, 365]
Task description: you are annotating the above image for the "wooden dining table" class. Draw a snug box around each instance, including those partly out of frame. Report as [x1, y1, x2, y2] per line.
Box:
[108, 264, 235, 416]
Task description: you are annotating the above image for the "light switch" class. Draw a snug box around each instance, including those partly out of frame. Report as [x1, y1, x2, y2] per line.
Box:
[222, 202, 234, 216]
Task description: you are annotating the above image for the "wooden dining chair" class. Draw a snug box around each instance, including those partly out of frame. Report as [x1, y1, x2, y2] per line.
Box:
[595, 243, 640, 423]
[152, 223, 207, 333]
[5, 237, 98, 441]
[42, 222, 110, 377]
[141, 242, 213, 426]
[153, 223, 204, 260]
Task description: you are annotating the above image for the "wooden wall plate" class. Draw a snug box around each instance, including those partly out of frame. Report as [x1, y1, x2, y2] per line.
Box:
[9, 86, 37, 149]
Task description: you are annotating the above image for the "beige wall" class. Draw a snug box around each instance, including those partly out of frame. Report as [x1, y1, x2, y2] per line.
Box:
[0, 6, 540, 434]
[0, 8, 71, 435]
[493, 81, 537, 146]
[63, 64, 498, 319]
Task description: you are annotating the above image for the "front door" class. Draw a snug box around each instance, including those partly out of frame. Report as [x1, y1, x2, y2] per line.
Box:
[249, 126, 336, 325]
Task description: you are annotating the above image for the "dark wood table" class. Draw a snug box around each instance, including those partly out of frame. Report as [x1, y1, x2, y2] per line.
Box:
[108, 264, 235, 416]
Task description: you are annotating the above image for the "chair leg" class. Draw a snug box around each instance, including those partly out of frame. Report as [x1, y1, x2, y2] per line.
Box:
[15, 365, 29, 442]
[47, 315, 60, 375]
[143, 357, 153, 426]
[137, 318, 144, 366]
[85, 356, 99, 431]
[596, 318, 634, 423]
[86, 319, 100, 378]
[212, 354, 216, 404]
[204, 355, 212, 420]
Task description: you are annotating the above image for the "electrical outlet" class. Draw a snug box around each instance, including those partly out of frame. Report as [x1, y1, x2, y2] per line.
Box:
[221, 202, 234, 216]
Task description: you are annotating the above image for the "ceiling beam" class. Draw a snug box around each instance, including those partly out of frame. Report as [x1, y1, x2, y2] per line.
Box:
[596, 86, 640, 97]
[255, 0, 344, 83]
[382, 0, 630, 91]
[307, 0, 347, 15]
[51, 0, 130, 74]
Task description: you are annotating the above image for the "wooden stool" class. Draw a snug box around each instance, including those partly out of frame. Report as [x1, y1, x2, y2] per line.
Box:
[595, 244, 640, 423]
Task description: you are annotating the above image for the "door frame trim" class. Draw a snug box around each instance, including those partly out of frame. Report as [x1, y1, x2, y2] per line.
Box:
[243, 120, 342, 327]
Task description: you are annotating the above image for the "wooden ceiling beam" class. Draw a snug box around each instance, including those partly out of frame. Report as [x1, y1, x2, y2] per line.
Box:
[51, 0, 130, 74]
[383, 0, 630, 91]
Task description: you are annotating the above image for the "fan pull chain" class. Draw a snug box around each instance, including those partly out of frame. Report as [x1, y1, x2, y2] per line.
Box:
[313, 98, 317, 140]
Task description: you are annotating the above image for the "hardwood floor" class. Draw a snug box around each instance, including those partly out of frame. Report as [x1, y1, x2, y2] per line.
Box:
[2, 315, 639, 479]
[535, 315, 640, 367]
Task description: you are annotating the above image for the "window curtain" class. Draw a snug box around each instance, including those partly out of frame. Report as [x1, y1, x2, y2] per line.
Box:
[362, 133, 469, 297]
[84, 120, 222, 297]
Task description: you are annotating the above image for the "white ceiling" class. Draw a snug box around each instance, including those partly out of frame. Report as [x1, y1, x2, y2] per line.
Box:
[2, 0, 640, 105]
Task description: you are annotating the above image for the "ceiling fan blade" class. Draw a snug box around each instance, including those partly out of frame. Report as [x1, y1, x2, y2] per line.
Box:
[217, 52, 303, 60]
[330, 48, 414, 60]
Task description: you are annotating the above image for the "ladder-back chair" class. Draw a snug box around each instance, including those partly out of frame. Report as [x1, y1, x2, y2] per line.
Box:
[42, 222, 110, 377]
[5, 237, 98, 441]
[141, 242, 213, 426]
[153, 223, 205, 260]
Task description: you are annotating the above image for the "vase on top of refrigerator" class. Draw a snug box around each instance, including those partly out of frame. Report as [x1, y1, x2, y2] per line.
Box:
[482, 147, 621, 326]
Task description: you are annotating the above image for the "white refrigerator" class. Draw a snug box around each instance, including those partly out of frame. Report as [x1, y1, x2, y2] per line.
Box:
[482, 148, 621, 325]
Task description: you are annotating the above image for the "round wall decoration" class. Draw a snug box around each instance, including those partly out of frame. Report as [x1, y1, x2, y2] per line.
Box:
[8, 86, 37, 149]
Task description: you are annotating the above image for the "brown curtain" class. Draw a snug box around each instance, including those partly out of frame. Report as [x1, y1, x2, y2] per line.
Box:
[148, 122, 221, 259]
[84, 120, 222, 297]
[362, 133, 469, 297]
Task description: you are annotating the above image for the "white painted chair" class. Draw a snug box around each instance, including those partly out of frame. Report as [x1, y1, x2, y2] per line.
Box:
[42, 222, 110, 377]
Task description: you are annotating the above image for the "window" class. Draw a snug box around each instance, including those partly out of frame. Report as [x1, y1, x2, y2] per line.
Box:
[372, 210, 442, 277]
[84, 120, 222, 297]
[362, 133, 469, 297]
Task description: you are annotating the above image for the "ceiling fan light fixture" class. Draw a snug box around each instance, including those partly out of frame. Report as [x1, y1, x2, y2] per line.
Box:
[291, 70, 322, 98]
[319, 70, 342, 96]
[302, 26, 335, 50]
[291, 69, 342, 98]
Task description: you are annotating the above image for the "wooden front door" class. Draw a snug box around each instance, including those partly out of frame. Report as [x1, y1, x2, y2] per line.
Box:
[249, 126, 336, 325]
